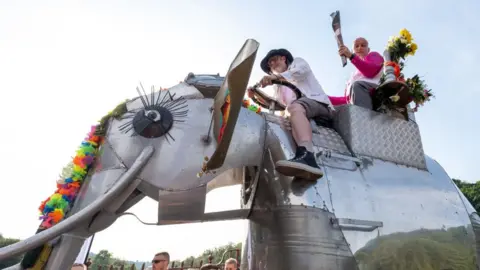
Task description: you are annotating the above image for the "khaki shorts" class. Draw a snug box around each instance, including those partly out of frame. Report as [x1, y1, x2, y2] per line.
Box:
[291, 97, 333, 121]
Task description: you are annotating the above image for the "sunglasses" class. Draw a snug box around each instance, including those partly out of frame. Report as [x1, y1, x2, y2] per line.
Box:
[152, 259, 166, 264]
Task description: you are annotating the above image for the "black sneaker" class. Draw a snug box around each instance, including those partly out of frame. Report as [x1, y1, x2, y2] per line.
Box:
[275, 146, 324, 181]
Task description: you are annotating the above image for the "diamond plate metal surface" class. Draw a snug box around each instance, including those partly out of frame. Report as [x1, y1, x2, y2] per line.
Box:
[334, 105, 427, 169]
[265, 113, 351, 155]
[311, 121, 351, 155]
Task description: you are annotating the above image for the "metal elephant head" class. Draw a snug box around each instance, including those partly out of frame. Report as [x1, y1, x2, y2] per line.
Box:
[92, 84, 217, 199]
[72, 39, 265, 220]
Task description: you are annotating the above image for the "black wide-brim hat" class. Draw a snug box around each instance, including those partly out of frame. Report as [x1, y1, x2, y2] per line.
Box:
[260, 48, 294, 74]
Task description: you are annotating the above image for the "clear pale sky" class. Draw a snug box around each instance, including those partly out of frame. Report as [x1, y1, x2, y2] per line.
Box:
[1, 0, 479, 263]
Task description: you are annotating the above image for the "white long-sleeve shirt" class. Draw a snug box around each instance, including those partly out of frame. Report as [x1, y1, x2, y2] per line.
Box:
[272, 57, 333, 110]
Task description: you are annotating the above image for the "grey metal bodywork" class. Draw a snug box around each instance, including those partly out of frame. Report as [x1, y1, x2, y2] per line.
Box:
[239, 106, 477, 269]
[0, 39, 477, 270]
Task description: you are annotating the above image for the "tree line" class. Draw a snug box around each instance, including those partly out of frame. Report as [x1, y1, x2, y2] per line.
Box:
[170, 242, 241, 267]
[453, 179, 480, 211]
[88, 249, 144, 269]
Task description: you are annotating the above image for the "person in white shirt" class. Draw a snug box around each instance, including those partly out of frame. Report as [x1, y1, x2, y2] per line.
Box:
[247, 49, 333, 181]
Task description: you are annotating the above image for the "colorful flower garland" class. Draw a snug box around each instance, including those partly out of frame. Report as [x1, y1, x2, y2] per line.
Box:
[37, 99, 129, 229]
[38, 126, 102, 229]
[242, 98, 262, 114]
[19, 100, 130, 269]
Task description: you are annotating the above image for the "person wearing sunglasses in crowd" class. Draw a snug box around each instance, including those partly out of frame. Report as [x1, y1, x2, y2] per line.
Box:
[152, 251, 170, 270]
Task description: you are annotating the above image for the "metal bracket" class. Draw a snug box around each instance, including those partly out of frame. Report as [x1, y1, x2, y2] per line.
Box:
[157, 209, 251, 226]
[331, 217, 383, 232]
[317, 150, 361, 166]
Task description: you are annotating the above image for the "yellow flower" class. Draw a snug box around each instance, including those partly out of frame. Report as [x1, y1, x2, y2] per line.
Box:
[408, 43, 418, 56]
[410, 42, 418, 52]
[399, 28, 413, 43]
[390, 95, 400, 102]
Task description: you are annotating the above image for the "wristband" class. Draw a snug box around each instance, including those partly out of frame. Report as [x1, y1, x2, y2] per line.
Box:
[349, 53, 355, 61]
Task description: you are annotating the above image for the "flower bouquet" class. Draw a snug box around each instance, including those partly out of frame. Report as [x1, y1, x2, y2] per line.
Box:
[405, 75, 434, 112]
[375, 29, 434, 115]
[387, 28, 417, 62]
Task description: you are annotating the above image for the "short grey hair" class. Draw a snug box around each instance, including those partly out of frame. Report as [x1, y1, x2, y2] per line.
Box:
[225, 258, 237, 266]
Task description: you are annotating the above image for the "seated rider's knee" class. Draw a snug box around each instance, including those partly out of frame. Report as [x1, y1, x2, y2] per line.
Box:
[351, 81, 377, 96]
[287, 102, 306, 115]
[350, 81, 375, 109]
[351, 81, 365, 94]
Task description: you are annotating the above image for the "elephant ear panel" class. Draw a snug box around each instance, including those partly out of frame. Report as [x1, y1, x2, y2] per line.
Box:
[206, 39, 260, 170]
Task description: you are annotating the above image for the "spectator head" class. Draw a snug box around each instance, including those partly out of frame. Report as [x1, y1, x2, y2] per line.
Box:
[71, 263, 87, 270]
[224, 258, 237, 270]
[152, 251, 170, 270]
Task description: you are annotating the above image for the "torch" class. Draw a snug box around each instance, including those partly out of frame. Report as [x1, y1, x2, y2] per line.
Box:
[330, 10, 347, 67]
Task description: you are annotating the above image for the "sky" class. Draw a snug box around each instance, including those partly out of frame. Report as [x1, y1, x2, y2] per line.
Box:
[1, 0, 479, 263]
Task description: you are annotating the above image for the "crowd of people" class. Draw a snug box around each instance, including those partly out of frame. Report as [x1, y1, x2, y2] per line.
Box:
[150, 251, 239, 270]
[71, 251, 239, 270]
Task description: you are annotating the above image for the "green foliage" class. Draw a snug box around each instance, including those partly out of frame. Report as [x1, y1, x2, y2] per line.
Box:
[89, 251, 144, 269]
[171, 242, 242, 267]
[0, 234, 23, 269]
[90, 249, 114, 269]
[95, 99, 130, 137]
[197, 242, 242, 264]
[453, 178, 480, 212]
[113, 258, 130, 268]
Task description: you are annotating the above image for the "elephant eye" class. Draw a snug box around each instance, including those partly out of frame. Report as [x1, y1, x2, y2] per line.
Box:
[132, 106, 173, 139]
[144, 109, 161, 122]
[118, 88, 188, 142]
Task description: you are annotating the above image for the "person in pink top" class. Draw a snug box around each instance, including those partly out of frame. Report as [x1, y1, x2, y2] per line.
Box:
[330, 37, 384, 109]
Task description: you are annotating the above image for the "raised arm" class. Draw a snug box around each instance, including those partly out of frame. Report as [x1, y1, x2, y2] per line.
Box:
[351, 51, 384, 78]
[279, 57, 311, 82]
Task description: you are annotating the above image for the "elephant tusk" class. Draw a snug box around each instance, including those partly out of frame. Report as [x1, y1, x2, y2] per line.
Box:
[0, 146, 155, 261]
